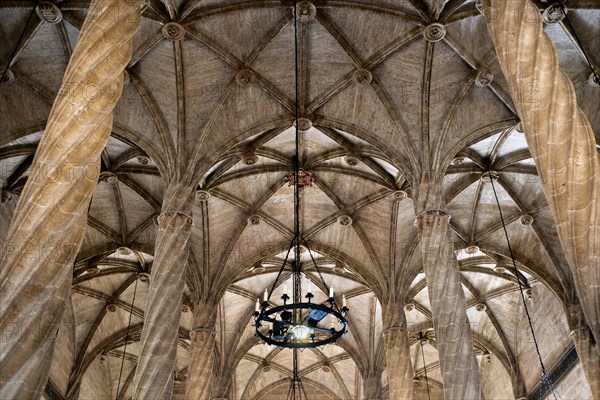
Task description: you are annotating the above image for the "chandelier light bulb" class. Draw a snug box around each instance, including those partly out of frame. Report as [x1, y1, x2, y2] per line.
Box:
[342, 295, 347, 308]
[289, 325, 311, 340]
[263, 288, 268, 302]
[255, 299, 260, 312]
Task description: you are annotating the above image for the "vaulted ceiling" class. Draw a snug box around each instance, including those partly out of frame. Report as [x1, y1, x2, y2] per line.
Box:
[1, 0, 599, 399]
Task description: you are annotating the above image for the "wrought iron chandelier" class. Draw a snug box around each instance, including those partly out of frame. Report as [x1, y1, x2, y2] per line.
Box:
[252, 0, 349, 352]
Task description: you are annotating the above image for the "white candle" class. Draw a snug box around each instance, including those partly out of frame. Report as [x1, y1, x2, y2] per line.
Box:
[255, 298, 260, 311]
[284, 284, 288, 295]
[263, 288, 268, 302]
[342, 295, 347, 308]
[307, 281, 312, 294]
[329, 287, 334, 298]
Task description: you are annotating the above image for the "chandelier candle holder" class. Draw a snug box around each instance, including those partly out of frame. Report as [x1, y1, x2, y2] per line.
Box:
[253, 277, 349, 348]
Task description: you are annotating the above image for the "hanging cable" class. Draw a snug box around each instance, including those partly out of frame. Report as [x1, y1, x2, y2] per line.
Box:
[0, 5, 37, 87]
[115, 274, 140, 400]
[488, 174, 561, 400]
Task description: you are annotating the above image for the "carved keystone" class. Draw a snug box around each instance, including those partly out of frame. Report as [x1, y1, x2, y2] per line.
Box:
[162, 22, 185, 41]
[423, 23, 446, 42]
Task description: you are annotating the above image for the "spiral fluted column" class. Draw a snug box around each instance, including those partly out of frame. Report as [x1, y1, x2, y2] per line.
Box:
[0, 1, 142, 398]
[417, 210, 482, 400]
[132, 182, 195, 400]
[185, 327, 217, 400]
[382, 301, 414, 400]
[362, 370, 383, 400]
[185, 302, 219, 399]
[570, 326, 600, 397]
[482, 0, 600, 347]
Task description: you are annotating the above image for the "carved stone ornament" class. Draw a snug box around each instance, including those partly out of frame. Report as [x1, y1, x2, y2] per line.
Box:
[337, 215, 353, 226]
[195, 189, 210, 201]
[242, 154, 259, 165]
[520, 214, 534, 225]
[296, 1, 317, 23]
[1, 189, 13, 203]
[162, 22, 185, 41]
[515, 121, 524, 133]
[391, 190, 407, 201]
[36, 2, 62, 24]
[589, 72, 600, 88]
[106, 303, 117, 313]
[353, 69, 373, 85]
[423, 23, 446, 42]
[100, 171, 118, 184]
[247, 214, 261, 226]
[404, 303, 415, 312]
[451, 156, 464, 166]
[481, 170, 499, 182]
[465, 244, 480, 254]
[494, 264, 507, 274]
[117, 247, 131, 256]
[475, 303, 487, 312]
[0, 69, 15, 84]
[252, 265, 265, 274]
[331, 264, 345, 274]
[542, 4, 567, 24]
[235, 69, 254, 86]
[475, 69, 494, 87]
[294, 117, 312, 131]
[138, 272, 150, 282]
[344, 155, 360, 166]
[137, 156, 150, 165]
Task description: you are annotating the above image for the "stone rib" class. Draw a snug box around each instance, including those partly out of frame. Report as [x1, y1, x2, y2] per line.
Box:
[0, 1, 142, 398]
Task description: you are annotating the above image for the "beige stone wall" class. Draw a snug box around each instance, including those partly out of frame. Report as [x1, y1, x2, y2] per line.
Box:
[480, 356, 514, 400]
[549, 362, 592, 400]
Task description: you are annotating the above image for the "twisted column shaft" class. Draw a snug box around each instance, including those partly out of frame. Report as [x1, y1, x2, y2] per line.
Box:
[570, 327, 600, 397]
[0, 1, 142, 398]
[184, 303, 218, 400]
[132, 183, 194, 399]
[418, 211, 482, 400]
[482, 0, 600, 345]
[185, 327, 217, 400]
[362, 370, 383, 400]
[382, 301, 414, 400]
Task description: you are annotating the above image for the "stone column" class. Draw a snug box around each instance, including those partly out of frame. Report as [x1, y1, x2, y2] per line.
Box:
[362, 370, 383, 400]
[185, 305, 218, 400]
[0, 1, 143, 398]
[132, 182, 195, 400]
[482, 0, 600, 348]
[417, 209, 482, 400]
[570, 327, 600, 398]
[382, 301, 414, 400]
[566, 303, 600, 399]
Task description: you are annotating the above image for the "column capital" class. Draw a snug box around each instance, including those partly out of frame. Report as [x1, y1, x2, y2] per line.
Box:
[414, 209, 451, 228]
[156, 210, 193, 227]
[383, 326, 408, 336]
[190, 326, 216, 342]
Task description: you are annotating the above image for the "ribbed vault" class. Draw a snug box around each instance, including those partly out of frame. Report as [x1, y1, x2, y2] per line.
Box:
[1, 0, 599, 399]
